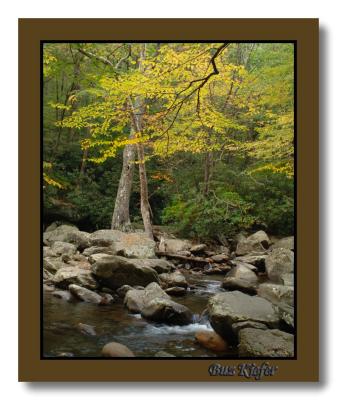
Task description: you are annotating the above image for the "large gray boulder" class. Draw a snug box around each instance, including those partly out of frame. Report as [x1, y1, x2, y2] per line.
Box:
[69, 284, 102, 304]
[51, 241, 77, 256]
[113, 233, 156, 258]
[272, 236, 294, 251]
[89, 229, 125, 246]
[43, 224, 79, 245]
[130, 258, 174, 274]
[83, 246, 116, 257]
[265, 248, 294, 283]
[91, 255, 159, 289]
[236, 231, 271, 256]
[141, 298, 193, 325]
[65, 230, 91, 251]
[257, 283, 294, 307]
[158, 238, 191, 253]
[124, 282, 169, 313]
[234, 254, 267, 269]
[222, 264, 258, 294]
[43, 246, 57, 258]
[159, 271, 188, 288]
[208, 291, 279, 343]
[238, 328, 294, 357]
[43, 257, 68, 274]
[52, 267, 98, 290]
[89, 230, 156, 258]
[225, 264, 258, 282]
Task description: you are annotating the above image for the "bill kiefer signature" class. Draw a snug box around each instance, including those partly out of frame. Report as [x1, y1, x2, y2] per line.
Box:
[208, 362, 278, 380]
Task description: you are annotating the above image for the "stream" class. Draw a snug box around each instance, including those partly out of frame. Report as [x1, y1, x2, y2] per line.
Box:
[43, 272, 237, 358]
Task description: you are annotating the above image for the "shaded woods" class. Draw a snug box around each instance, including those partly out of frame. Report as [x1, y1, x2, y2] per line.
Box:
[43, 42, 294, 240]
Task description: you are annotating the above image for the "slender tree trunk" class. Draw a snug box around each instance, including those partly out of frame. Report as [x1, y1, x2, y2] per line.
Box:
[111, 133, 136, 230]
[130, 94, 154, 240]
[136, 142, 154, 239]
[203, 151, 213, 196]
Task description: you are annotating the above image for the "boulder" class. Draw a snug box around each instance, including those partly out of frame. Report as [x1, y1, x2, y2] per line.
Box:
[277, 302, 295, 329]
[257, 283, 294, 307]
[234, 254, 267, 269]
[43, 268, 54, 282]
[89, 229, 125, 246]
[116, 285, 134, 298]
[222, 262, 259, 293]
[222, 277, 257, 295]
[100, 293, 114, 305]
[43, 224, 79, 245]
[272, 236, 294, 251]
[68, 284, 102, 304]
[238, 328, 294, 357]
[190, 244, 207, 254]
[281, 273, 294, 286]
[43, 257, 68, 274]
[159, 271, 188, 288]
[52, 267, 98, 290]
[211, 254, 229, 263]
[236, 230, 271, 256]
[231, 321, 268, 335]
[83, 246, 115, 257]
[158, 238, 191, 253]
[141, 298, 193, 325]
[65, 230, 91, 251]
[51, 241, 77, 256]
[102, 342, 135, 357]
[208, 291, 279, 343]
[113, 232, 156, 258]
[195, 330, 228, 352]
[265, 248, 294, 283]
[91, 255, 159, 289]
[52, 290, 74, 301]
[43, 246, 57, 258]
[131, 258, 174, 274]
[43, 283, 55, 292]
[224, 264, 258, 282]
[124, 282, 169, 313]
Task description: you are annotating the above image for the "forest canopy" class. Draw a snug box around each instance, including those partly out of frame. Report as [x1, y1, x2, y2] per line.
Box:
[43, 42, 294, 240]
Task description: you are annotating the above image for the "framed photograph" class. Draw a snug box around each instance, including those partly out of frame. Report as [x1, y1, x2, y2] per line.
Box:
[18, 18, 319, 381]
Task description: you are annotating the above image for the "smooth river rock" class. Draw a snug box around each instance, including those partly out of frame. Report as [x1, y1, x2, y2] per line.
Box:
[238, 328, 294, 357]
[124, 282, 169, 313]
[102, 342, 135, 357]
[68, 284, 103, 304]
[236, 230, 271, 256]
[208, 291, 279, 343]
[141, 298, 193, 325]
[195, 330, 228, 352]
[265, 248, 294, 283]
[91, 255, 159, 289]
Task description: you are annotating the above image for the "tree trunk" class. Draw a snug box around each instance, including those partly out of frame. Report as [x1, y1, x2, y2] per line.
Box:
[111, 133, 136, 230]
[136, 141, 154, 240]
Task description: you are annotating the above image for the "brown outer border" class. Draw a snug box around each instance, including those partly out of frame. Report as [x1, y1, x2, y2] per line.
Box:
[18, 18, 318, 382]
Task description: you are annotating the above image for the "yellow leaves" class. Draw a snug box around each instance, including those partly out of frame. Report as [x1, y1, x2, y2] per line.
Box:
[151, 173, 174, 183]
[43, 163, 64, 189]
[48, 102, 71, 111]
[43, 173, 64, 189]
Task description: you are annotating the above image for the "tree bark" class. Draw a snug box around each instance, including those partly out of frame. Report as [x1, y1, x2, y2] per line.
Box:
[111, 133, 136, 230]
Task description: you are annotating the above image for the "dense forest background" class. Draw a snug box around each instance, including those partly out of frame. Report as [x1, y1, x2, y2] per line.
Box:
[43, 42, 294, 240]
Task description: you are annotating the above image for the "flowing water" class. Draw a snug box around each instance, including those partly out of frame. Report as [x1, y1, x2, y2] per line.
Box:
[43, 272, 237, 358]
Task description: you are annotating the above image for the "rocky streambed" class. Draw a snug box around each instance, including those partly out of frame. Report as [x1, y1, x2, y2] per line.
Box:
[43, 224, 295, 358]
